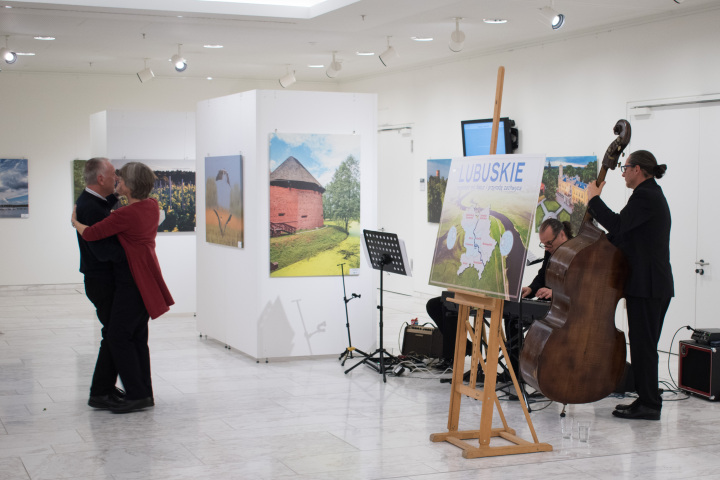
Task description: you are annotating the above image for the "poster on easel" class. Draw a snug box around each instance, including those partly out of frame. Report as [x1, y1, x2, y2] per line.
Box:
[428, 154, 545, 301]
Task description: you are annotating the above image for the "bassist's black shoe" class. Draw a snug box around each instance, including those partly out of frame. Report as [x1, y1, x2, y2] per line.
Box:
[612, 403, 660, 420]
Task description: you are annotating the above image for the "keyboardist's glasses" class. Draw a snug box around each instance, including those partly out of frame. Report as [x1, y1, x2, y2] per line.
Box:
[539, 231, 559, 250]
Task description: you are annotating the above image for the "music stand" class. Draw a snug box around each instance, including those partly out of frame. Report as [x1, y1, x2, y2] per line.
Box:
[344, 229, 412, 382]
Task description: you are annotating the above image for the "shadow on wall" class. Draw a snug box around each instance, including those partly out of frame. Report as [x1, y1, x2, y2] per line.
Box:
[257, 296, 294, 359]
[257, 296, 329, 358]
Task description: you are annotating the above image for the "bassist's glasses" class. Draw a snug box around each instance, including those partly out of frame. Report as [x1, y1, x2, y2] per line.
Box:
[619, 164, 636, 173]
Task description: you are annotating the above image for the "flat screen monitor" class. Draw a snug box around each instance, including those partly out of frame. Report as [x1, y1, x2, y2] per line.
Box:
[461, 117, 514, 156]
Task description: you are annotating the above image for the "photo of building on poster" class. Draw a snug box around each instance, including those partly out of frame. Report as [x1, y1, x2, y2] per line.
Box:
[205, 155, 244, 248]
[269, 132, 361, 277]
[0, 159, 29, 219]
[536, 156, 597, 236]
[72, 159, 197, 233]
[427, 158, 451, 223]
[428, 154, 544, 301]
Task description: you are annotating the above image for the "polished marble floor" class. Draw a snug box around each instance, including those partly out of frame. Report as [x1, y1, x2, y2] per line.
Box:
[1, 285, 720, 480]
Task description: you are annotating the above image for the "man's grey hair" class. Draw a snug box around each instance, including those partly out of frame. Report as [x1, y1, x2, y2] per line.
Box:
[83, 157, 110, 186]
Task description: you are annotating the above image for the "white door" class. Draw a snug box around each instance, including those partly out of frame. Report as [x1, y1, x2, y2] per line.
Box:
[694, 105, 720, 332]
[377, 128, 414, 295]
[629, 101, 719, 352]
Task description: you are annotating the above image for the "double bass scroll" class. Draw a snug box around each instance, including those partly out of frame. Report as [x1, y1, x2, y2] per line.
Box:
[519, 119, 631, 405]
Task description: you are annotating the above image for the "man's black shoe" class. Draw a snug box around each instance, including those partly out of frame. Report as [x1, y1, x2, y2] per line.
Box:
[615, 399, 639, 411]
[110, 397, 154, 414]
[88, 394, 125, 410]
[113, 387, 126, 400]
[612, 403, 660, 420]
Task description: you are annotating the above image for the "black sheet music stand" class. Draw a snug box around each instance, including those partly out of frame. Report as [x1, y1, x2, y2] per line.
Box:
[344, 229, 412, 382]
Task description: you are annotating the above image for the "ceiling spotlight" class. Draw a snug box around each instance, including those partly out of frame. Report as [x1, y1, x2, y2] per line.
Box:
[379, 36, 398, 67]
[1, 36, 16, 64]
[449, 17, 465, 53]
[539, 5, 565, 30]
[137, 58, 154, 83]
[279, 66, 296, 88]
[326, 51, 342, 78]
[171, 44, 187, 72]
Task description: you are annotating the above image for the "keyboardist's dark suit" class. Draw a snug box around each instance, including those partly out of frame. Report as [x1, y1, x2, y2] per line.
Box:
[526, 251, 551, 298]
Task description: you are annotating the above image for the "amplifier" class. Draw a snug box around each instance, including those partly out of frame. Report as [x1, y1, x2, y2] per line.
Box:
[679, 340, 720, 401]
[691, 328, 720, 346]
[401, 325, 443, 358]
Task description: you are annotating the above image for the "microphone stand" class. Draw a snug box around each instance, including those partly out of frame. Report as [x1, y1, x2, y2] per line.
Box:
[338, 263, 368, 366]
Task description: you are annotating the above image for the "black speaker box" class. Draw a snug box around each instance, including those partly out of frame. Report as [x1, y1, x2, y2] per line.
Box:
[402, 325, 443, 358]
[679, 340, 720, 401]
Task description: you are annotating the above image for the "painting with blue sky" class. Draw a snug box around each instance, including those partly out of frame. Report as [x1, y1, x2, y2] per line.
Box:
[0, 159, 29, 218]
[269, 132, 362, 277]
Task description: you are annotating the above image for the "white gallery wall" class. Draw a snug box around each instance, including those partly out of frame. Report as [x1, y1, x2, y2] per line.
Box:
[339, 8, 720, 299]
[89, 110, 197, 314]
[0, 6, 717, 330]
[0, 73, 336, 293]
[195, 90, 378, 359]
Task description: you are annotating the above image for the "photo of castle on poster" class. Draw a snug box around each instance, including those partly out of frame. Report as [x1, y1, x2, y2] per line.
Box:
[536, 156, 597, 236]
[428, 154, 544, 301]
[269, 132, 361, 277]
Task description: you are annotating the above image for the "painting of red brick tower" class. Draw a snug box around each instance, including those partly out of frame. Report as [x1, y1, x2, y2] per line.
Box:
[269, 133, 361, 277]
[269, 156, 325, 236]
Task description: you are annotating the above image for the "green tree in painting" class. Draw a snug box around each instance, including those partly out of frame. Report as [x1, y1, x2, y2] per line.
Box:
[543, 166, 558, 200]
[427, 175, 447, 222]
[323, 155, 360, 234]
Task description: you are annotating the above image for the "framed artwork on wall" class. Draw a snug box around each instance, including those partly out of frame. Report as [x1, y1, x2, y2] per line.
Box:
[205, 155, 244, 248]
[0, 158, 29, 219]
[269, 132, 361, 277]
[427, 158, 452, 223]
[73, 159, 196, 233]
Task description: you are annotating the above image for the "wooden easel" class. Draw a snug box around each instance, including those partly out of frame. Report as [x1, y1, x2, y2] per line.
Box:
[429, 67, 552, 459]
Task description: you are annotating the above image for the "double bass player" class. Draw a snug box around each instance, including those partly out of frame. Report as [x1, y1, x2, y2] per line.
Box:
[587, 149, 674, 421]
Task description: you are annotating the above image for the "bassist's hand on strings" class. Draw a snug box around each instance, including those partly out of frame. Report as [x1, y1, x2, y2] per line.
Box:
[587, 180, 605, 201]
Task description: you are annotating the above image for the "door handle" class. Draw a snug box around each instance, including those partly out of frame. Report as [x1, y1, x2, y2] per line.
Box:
[695, 259, 710, 266]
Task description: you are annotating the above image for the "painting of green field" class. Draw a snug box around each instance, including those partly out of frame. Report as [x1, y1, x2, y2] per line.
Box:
[271, 221, 360, 277]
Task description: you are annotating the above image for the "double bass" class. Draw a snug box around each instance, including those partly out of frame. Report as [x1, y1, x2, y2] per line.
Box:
[519, 120, 631, 404]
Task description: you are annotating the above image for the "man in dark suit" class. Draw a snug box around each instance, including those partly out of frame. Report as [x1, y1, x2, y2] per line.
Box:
[587, 149, 674, 421]
[75, 157, 126, 409]
[521, 218, 573, 300]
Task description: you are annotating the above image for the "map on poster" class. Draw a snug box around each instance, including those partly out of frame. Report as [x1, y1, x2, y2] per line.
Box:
[428, 154, 545, 301]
